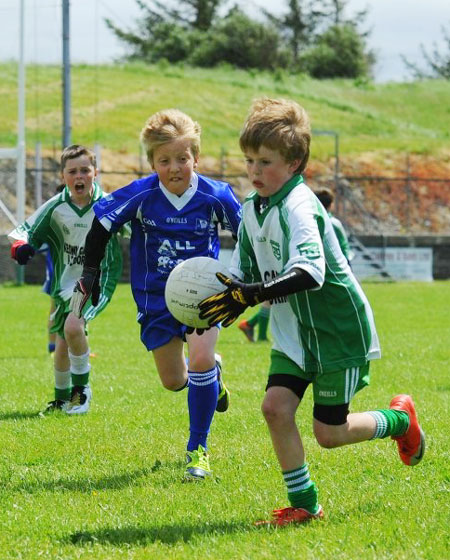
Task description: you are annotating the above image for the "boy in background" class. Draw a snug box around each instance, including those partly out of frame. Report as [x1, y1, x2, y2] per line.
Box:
[238, 302, 270, 343]
[315, 187, 352, 265]
[199, 98, 425, 525]
[70, 109, 242, 480]
[9, 145, 122, 414]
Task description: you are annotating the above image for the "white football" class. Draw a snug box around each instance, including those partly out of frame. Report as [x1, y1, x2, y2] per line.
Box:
[165, 257, 229, 328]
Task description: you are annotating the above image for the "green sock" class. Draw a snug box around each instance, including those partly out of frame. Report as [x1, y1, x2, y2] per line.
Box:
[54, 368, 71, 401]
[368, 409, 410, 439]
[247, 311, 259, 327]
[283, 464, 319, 514]
[71, 372, 89, 387]
[257, 306, 270, 341]
[55, 387, 71, 401]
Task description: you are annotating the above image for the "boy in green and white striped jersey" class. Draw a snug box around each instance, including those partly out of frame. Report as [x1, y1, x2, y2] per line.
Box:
[199, 98, 425, 526]
[9, 145, 123, 415]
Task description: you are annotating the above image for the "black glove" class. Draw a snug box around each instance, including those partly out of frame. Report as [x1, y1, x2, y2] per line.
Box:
[11, 241, 35, 265]
[69, 266, 100, 318]
[198, 272, 263, 328]
[185, 326, 211, 336]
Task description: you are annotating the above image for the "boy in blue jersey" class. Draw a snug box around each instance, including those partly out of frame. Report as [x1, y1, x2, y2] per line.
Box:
[70, 109, 242, 480]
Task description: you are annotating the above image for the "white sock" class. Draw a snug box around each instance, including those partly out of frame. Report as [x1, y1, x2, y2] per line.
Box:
[54, 368, 71, 390]
[68, 350, 91, 375]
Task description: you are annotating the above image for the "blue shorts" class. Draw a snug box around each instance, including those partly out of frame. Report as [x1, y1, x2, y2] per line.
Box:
[41, 250, 54, 295]
[42, 277, 52, 296]
[138, 308, 187, 351]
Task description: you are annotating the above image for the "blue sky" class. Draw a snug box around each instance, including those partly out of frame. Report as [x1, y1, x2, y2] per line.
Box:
[0, 0, 448, 82]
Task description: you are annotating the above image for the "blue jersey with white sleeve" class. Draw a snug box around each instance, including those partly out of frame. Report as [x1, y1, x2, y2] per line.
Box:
[94, 172, 242, 317]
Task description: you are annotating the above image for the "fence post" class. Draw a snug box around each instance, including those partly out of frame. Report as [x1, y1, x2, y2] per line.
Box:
[406, 155, 411, 233]
[139, 143, 145, 178]
[220, 147, 227, 180]
[35, 141, 42, 209]
[94, 143, 102, 184]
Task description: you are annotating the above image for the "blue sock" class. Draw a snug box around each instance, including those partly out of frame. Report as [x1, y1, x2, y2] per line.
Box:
[187, 366, 219, 451]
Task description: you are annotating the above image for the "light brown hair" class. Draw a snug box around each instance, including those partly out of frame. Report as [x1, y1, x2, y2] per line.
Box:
[239, 98, 311, 174]
[140, 109, 201, 164]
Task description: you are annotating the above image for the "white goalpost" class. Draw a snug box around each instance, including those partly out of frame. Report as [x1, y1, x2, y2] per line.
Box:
[0, 0, 26, 227]
[0, 148, 20, 230]
[0, 0, 26, 283]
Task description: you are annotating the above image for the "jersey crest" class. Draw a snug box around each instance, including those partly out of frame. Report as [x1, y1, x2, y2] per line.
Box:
[270, 240, 281, 260]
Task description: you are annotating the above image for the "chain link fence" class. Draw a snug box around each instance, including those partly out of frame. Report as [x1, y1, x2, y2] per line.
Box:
[1, 149, 449, 236]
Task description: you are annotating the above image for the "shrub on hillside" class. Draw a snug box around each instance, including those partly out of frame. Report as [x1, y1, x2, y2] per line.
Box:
[189, 8, 290, 70]
[301, 24, 373, 78]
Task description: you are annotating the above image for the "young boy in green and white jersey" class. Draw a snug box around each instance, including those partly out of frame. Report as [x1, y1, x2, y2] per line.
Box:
[8, 145, 123, 414]
[199, 98, 425, 526]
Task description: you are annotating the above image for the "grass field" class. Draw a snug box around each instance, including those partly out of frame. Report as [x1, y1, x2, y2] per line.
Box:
[0, 282, 449, 560]
[1, 62, 449, 158]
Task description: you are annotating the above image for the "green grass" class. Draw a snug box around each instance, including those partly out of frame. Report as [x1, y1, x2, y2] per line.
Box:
[1, 61, 449, 159]
[0, 282, 449, 559]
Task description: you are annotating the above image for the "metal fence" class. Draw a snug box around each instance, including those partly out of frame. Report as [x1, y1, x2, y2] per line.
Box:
[1, 150, 449, 236]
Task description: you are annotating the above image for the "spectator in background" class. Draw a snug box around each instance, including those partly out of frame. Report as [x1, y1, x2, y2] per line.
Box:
[238, 301, 271, 343]
[315, 187, 352, 265]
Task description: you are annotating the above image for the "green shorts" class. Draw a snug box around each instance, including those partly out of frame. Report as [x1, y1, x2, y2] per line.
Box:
[269, 349, 370, 405]
[50, 294, 110, 339]
[49, 299, 88, 340]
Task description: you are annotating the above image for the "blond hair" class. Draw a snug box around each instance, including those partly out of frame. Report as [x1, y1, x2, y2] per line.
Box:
[239, 98, 311, 174]
[60, 144, 96, 173]
[140, 109, 201, 164]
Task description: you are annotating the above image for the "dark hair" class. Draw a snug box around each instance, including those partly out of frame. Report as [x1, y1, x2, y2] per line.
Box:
[60, 144, 96, 173]
[315, 187, 334, 210]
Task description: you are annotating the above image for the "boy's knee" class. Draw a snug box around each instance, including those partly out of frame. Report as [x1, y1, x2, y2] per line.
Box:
[188, 352, 215, 373]
[314, 429, 341, 449]
[160, 370, 188, 392]
[64, 315, 85, 340]
[162, 379, 184, 391]
[261, 399, 291, 426]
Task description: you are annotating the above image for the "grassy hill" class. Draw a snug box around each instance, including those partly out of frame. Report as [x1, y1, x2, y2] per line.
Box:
[1, 62, 449, 160]
[1, 62, 449, 235]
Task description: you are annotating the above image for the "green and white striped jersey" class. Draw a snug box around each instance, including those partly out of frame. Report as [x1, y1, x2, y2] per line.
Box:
[8, 183, 123, 304]
[229, 175, 380, 373]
